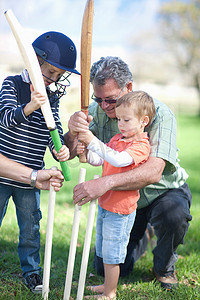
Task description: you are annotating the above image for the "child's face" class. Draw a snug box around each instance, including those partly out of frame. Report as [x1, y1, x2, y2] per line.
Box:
[115, 104, 145, 138]
[41, 61, 65, 87]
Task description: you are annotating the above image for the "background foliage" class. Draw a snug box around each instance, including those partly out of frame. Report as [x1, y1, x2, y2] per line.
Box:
[0, 114, 199, 299]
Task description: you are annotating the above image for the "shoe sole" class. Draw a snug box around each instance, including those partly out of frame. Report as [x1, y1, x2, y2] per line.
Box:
[32, 284, 43, 294]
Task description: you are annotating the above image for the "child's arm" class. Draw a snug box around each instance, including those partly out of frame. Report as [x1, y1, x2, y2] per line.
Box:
[87, 150, 104, 166]
[23, 84, 46, 117]
[78, 131, 133, 168]
[77, 137, 104, 166]
[0, 78, 30, 128]
[87, 137, 133, 167]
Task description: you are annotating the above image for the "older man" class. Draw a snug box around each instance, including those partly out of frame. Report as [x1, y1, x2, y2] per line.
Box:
[64, 56, 192, 290]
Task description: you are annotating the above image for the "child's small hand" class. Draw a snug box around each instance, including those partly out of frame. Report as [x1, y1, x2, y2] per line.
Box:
[78, 130, 94, 146]
[23, 85, 46, 117]
[30, 84, 46, 111]
[77, 141, 86, 154]
[53, 145, 70, 162]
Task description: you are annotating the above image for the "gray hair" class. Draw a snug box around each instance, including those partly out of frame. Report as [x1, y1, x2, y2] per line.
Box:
[90, 56, 133, 89]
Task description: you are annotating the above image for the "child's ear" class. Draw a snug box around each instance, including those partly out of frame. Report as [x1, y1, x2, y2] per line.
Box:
[142, 115, 149, 127]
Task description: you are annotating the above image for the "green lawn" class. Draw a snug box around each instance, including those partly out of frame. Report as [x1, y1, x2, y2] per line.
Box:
[0, 115, 200, 299]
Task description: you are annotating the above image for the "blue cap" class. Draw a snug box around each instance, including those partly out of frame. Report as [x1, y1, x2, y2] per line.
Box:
[32, 31, 80, 75]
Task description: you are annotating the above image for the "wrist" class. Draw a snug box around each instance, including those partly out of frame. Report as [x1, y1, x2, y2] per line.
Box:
[85, 132, 94, 146]
[30, 169, 38, 187]
[69, 129, 77, 138]
[23, 103, 33, 117]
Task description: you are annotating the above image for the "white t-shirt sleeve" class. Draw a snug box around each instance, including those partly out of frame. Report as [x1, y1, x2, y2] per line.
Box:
[87, 150, 104, 166]
[87, 136, 134, 167]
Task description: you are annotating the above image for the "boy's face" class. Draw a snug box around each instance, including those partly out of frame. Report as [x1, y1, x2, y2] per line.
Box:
[41, 61, 65, 87]
[115, 104, 145, 138]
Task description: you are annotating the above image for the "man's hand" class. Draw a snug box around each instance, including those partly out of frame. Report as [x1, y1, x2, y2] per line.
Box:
[73, 176, 110, 205]
[68, 111, 93, 136]
[64, 111, 93, 159]
[36, 169, 64, 191]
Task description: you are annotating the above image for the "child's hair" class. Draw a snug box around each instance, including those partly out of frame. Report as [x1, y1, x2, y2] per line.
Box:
[116, 91, 156, 126]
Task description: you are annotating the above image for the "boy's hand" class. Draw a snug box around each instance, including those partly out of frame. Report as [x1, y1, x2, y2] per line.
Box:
[78, 130, 94, 146]
[77, 142, 86, 155]
[30, 84, 46, 110]
[23, 84, 46, 116]
[53, 145, 70, 162]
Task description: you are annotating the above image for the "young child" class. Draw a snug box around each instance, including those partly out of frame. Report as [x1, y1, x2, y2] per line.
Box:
[77, 91, 156, 299]
[0, 31, 79, 293]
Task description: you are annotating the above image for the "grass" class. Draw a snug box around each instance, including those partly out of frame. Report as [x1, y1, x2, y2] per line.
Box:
[0, 114, 200, 299]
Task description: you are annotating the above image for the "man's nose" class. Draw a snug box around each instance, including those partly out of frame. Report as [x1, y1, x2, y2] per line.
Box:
[101, 100, 110, 109]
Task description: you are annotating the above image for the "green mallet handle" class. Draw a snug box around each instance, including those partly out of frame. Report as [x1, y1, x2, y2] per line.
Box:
[50, 129, 71, 181]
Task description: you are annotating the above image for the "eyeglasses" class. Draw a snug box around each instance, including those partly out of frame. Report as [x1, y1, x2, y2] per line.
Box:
[91, 90, 123, 104]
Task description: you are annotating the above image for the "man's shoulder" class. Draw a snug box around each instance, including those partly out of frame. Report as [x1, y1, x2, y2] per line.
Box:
[150, 98, 176, 127]
[154, 98, 175, 116]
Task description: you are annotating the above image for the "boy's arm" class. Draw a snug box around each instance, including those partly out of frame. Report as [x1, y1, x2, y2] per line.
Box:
[87, 137, 134, 167]
[87, 149, 104, 166]
[79, 130, 134, 167]
[76, 131, 104, 166]
[0, 78, 28, 127]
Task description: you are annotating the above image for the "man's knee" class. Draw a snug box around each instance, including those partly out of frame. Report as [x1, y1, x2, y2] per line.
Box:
[151, 195, 192, 235]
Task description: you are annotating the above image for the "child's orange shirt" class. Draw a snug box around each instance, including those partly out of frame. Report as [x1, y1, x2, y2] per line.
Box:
[98, 132, 150, 214]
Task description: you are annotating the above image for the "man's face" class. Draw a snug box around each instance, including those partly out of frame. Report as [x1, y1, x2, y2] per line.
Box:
[93, 78, 128, 119]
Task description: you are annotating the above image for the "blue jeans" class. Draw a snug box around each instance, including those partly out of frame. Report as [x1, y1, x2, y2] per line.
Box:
[96, 205, 136, 264]
[94, 183, 192, 277]
[0, 184, 42, 278]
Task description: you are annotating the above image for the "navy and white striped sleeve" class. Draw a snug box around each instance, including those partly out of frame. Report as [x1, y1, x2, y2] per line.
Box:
[0, 78, 28, 127]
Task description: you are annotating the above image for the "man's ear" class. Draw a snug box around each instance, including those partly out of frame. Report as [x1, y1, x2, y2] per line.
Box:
[126, 81, 133, 92]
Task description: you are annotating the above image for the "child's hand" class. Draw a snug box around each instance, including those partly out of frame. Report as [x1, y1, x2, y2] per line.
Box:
[53, 145, 70, 162]
[78, 130, 94, 146]
[23, 85, 46, 116]
[30, 84, 46, 111]
[77, 141, 86, 155]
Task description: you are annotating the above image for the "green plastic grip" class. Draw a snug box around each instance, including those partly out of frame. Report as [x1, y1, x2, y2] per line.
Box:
[50, 129, 71, 181]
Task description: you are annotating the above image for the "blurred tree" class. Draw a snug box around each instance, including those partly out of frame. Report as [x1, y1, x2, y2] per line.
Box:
[159, 0, 200, 116]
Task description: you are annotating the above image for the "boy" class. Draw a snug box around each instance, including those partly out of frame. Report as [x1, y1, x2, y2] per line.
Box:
[0, 31, 79, 293]
[77, 91, 156, 299]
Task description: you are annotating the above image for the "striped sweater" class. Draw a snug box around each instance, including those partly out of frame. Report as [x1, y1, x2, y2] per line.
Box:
[0, 70, 64, 188]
